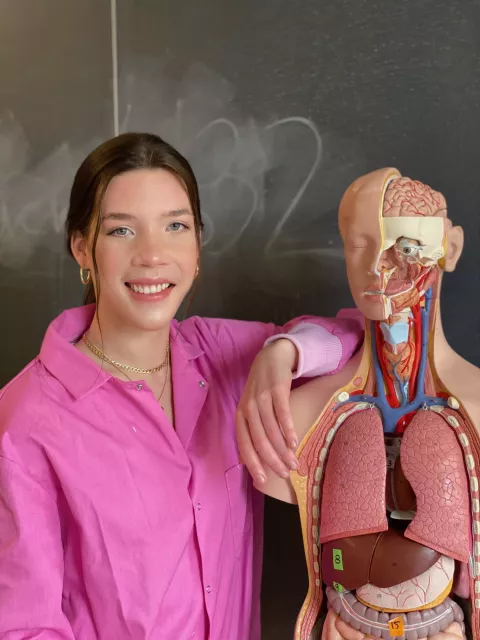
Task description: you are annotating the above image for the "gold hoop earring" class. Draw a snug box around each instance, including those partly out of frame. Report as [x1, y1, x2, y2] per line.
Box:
[194, 265, 200, 279]
[80, 267, 91, 285]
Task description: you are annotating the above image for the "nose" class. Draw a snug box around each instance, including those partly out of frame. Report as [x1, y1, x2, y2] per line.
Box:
[132, 232, 168, 268]
[375, 249, 395, 273]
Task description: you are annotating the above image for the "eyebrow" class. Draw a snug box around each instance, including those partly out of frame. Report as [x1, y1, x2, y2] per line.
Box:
[101, 208, 193, 222]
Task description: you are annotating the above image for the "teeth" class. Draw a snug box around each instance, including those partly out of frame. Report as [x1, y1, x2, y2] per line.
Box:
[129, 283, 171, 294]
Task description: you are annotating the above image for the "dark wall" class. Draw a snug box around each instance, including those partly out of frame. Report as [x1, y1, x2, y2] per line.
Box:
[1, 2, 480, 638]
[0, 1, 112, 381]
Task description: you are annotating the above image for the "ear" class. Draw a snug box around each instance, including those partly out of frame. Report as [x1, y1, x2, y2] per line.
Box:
[70, 231, 91, 270]
[444, 225, 464, 272]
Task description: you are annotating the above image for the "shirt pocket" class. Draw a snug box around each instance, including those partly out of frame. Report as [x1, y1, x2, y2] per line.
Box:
[225, 463, 251, 559]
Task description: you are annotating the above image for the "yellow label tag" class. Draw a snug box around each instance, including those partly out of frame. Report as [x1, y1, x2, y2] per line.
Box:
[388, 617, 404, 637]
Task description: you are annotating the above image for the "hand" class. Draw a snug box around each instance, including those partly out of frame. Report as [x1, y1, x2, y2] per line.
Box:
[235, 339, 299, 487]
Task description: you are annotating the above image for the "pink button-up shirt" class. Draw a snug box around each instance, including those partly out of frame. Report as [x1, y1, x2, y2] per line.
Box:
[0, 305, 363, 640]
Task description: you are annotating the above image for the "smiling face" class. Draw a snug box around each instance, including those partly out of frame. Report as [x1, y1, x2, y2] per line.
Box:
[339, 169, 463, 321]
[71, 167, 199, 332]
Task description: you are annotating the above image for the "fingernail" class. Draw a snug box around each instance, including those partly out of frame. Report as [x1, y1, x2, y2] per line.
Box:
[289, 460, 298, 471]
[281, 470, 290, 479]
[290, 439, 298, 449]
[256, 474, 266, 485]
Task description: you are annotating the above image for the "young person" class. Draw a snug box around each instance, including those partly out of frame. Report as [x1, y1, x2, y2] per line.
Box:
[0, 133, 362, 639]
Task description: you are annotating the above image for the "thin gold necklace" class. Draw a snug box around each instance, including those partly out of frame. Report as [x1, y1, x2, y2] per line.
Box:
[100, 350, 170, 407]
[83, 334, 170, 374]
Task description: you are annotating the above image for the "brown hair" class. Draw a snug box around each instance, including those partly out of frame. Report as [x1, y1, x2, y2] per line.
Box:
[65, 132, 203, 304]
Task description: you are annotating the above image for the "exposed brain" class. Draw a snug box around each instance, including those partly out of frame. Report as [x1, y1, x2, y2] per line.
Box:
[383, 177, 447, 218]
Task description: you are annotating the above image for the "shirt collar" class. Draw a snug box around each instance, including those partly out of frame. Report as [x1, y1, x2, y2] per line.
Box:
[39, 305, 204, 400]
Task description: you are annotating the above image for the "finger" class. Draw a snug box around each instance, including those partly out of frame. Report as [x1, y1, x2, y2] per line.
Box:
[257, 391, 298, 470]
[246, 401, 291, 479]
[271, 384, 298, 450]
[235, 411, 268, 486]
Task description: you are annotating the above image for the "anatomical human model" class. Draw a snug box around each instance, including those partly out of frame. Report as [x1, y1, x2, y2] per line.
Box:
[261, 169, 480, 639]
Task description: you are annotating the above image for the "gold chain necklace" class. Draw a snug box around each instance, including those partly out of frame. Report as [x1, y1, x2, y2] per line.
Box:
[108, 355, 170, 407]
[83, 334, 170, 374]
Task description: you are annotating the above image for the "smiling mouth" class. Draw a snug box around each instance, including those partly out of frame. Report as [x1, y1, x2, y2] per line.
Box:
[125, 282, 174, 295]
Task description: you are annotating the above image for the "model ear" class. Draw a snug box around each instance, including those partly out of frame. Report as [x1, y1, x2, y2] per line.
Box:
[443, 225, 464, 272]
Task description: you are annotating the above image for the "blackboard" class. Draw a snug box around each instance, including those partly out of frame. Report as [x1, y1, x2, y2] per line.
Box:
[1, 1, 480, 637]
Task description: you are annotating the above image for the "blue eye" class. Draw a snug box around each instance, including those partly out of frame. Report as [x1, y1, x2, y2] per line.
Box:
[168, 221, 188, 232]
[108, 227, 131, 237]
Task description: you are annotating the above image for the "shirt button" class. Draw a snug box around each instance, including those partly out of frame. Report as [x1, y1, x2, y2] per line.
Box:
[198, 380, 205, 388]
[135, 384, 143, 391]
[196, 502, 202, 510]
[205, 585, 212, 593]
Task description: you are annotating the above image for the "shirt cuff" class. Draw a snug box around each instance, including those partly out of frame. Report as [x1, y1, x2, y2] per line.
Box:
[264, 323, 343, 379]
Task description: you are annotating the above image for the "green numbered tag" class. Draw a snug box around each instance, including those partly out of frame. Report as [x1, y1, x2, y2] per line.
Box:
[333, 548, 344, 571]
[333, 582, 344, 593]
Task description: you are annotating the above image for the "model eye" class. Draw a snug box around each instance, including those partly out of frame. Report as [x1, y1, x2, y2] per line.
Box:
[397, 238, 420, 257]
[400, 245, 418, 256]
